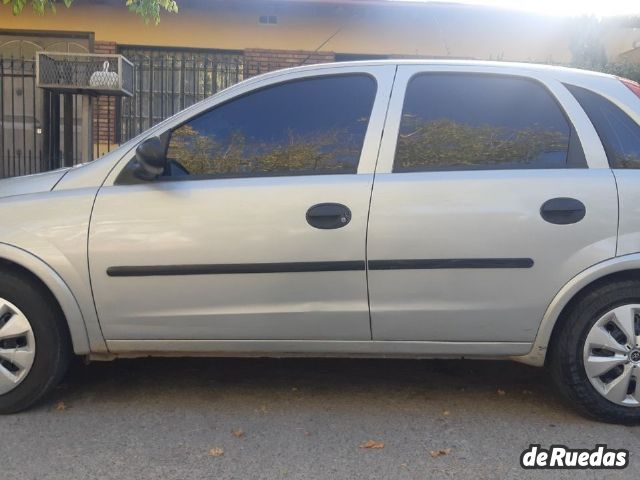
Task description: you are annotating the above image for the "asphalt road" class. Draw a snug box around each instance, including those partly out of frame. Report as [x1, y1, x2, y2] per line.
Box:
[1, 357, 638, 479]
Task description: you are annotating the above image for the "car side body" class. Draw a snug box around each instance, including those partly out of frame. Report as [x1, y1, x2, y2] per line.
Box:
[0, 59, 639, 373]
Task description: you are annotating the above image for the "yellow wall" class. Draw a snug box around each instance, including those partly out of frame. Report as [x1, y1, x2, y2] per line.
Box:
[0, 1, 638, 63]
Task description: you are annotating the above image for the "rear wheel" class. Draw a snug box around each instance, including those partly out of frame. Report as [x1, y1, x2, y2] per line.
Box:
[0, 270, 70, 414]
[549, 278, 640, 424]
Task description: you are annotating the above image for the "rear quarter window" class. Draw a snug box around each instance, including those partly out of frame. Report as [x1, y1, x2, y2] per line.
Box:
[565, 84, 640, 169]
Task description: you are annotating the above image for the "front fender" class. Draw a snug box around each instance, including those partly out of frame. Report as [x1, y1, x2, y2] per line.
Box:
[514, 253, 640, 366]
[0, 243, 91, 354]
[0, 185, 109, 354]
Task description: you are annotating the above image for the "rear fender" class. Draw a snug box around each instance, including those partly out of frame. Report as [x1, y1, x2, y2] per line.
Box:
[514, 253, 640, 366]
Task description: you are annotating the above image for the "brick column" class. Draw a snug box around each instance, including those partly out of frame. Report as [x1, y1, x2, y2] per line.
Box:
[93, 40, 118, 153]
[244, 49, 335, 78]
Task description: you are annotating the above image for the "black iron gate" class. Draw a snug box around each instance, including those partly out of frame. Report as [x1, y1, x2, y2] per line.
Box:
[118, 47, 244, 143]
[1, 47, 245, 178]
[0, 56, 81, 178]
[0, 57, 42, 177]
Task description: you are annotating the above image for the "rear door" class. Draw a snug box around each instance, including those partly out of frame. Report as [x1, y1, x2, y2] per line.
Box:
[563, 81, 640, 257]
[367, 65, 618, 344]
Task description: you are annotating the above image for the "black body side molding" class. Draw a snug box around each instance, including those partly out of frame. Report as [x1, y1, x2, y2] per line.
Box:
[107, 261, 366, 277]
[107, 258, 534, 277]
[368, 258, 534, 270]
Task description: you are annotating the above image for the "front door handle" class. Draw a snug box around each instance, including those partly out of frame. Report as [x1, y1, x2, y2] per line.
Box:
[306, 203, 352, 229]
[540, 197, 586, 225]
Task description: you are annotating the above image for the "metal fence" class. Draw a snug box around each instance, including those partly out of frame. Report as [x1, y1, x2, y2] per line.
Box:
[118, 47, 244, 143]
[0, 47, 250, 178]
[0, 48, 245, 178]
[0, 56, 82, 178]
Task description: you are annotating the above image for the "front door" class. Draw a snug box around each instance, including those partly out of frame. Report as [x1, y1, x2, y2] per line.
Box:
[367, 66, 618, 343]
[88, 66, 394, 341]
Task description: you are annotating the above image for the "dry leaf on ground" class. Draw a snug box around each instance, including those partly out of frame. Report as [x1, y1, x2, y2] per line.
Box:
[232, 429, 244, 438]
[497, 389, 506, 396]
[54, 401, 66, 411]
[209, 447, 225, 457]
[429, 448, 452, 458]
[360, 440, 385, 449]
[442, 410, 450, 416]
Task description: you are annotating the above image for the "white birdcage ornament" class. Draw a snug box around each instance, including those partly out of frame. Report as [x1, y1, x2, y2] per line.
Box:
[89, 60, 119, 89]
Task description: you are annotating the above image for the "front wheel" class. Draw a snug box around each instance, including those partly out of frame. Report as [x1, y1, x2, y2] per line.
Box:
[0, 270, 70, 414]
[549, 278, 640, 424]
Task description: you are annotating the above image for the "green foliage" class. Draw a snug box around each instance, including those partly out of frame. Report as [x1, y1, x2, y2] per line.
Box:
[2, 0, 178, 24]
[569, 16, 607, 70]
[567, 15, 640, 84]
[1, 0, 69, 16]
[598, 62, 640, 84]
[569, 60, 640, 85]
[168, 118, 568, 177]
[125, 0, 178, 25]
[612, 150, 640, 169]
[396, 118, 568, 170]
[167, 125, 360, 176]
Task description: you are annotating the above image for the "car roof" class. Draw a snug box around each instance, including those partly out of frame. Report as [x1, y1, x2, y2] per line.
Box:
[250, 58, 613, 83]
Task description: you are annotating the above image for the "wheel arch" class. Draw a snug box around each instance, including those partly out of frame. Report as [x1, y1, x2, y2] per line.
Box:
[0, 243, 90, 354]
[514, 253, 640, 367]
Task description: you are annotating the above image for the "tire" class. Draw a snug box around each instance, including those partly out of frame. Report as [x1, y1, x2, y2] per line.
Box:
[0, 269, 71, 414]
[549, 277, 640, 424]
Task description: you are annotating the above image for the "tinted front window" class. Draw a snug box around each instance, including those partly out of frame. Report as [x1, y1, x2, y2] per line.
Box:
[566, 84, 640, 169]
[394, 74, 583, 172]
[166, 75, 376, 178]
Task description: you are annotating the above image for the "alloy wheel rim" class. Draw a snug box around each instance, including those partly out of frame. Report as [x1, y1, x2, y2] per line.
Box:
[0, 299, 36, 396]
[583, 304, 640, 407]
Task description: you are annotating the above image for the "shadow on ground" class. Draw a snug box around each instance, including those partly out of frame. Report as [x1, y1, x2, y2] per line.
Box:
[3, 358, 637, 480]
[53, 357, 560, 419]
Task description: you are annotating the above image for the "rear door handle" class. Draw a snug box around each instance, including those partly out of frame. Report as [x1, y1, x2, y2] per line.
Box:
[540, 197, 586, 225]
[306, 203, 352, 229]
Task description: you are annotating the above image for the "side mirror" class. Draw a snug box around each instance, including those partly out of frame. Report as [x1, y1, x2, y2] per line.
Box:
[134, 136, 167, 180]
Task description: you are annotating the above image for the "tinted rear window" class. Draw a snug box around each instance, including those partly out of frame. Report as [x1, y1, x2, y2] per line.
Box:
[394, 74, 585, 172]
[566, 84, 640, 169]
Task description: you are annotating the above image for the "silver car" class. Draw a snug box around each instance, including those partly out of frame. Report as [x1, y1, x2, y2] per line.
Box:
[1, 60, 640, 423]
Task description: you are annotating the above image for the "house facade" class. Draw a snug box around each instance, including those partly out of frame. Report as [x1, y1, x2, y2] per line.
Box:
[0, 0, 639, 177]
